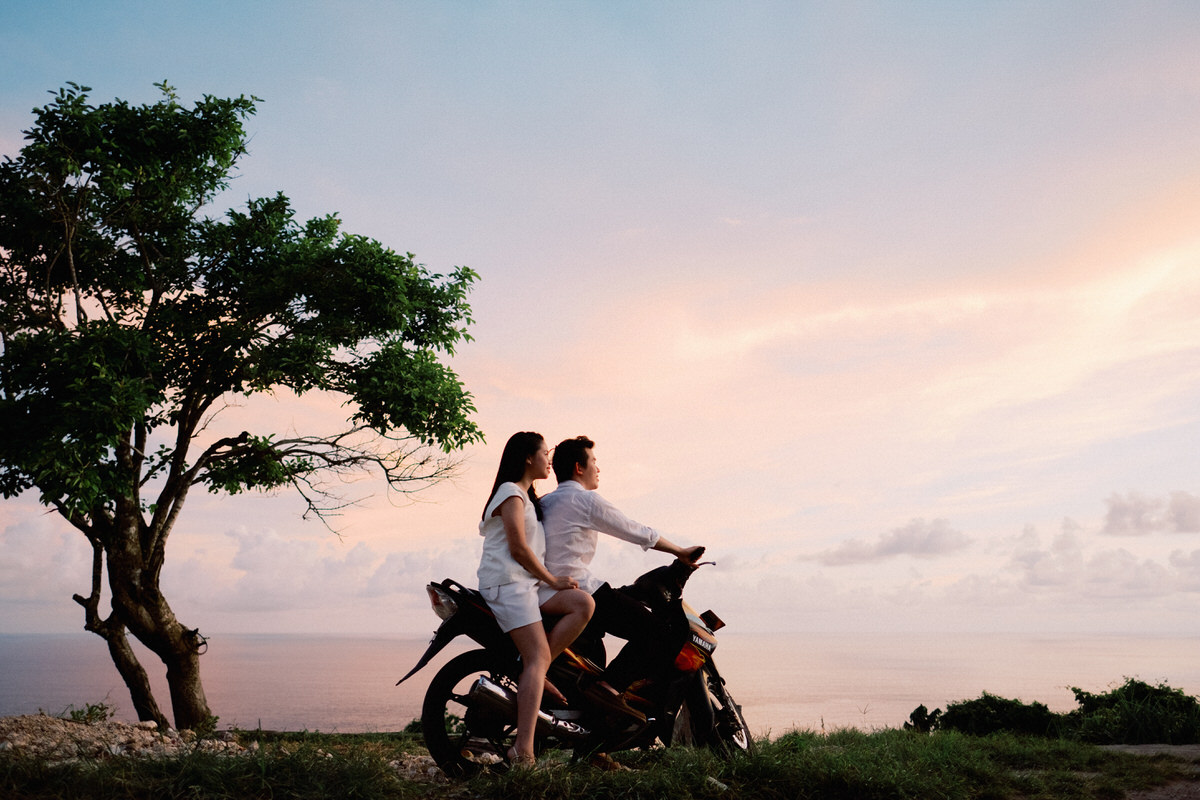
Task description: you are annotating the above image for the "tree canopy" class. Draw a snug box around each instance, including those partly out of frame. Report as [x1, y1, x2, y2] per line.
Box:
[0, 82, 482, 727]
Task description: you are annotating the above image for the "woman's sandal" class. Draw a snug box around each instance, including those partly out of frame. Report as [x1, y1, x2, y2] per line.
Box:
[506, 746, 539, 769]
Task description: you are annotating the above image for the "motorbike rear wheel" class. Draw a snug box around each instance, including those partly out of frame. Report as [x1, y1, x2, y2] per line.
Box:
[421, 649, 522, 777]
[671, 663, 756, 755]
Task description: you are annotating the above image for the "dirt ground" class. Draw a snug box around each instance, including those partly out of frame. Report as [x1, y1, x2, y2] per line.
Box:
[1101, 745, 1200, 800]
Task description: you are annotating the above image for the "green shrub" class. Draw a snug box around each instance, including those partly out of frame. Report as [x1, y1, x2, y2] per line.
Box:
[939, 692, 1060, 737]
[909, 678, 1200, 745]
[1067, 678, 1200, 745]
[191, 714, 221, 740]
[904, 703, 942, 733]
[63, 701, 115, 724]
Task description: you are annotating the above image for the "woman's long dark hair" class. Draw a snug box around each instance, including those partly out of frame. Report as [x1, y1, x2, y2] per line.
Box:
[482, 431, 545, 521]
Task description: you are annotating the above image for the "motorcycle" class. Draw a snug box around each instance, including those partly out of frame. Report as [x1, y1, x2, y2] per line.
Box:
[397, 555, 753, 775]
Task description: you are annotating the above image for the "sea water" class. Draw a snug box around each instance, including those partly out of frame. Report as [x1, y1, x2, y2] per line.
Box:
[2, 632, 1198, 737]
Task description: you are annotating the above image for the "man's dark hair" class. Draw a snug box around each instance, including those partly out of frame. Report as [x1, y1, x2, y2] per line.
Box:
[552, 435, 595, 483]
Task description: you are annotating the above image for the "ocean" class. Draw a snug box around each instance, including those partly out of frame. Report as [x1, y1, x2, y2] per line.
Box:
[2, 632, 1198, 737]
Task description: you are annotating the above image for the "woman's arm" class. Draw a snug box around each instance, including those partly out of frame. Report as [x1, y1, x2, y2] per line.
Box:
[498, 496, 577, 590]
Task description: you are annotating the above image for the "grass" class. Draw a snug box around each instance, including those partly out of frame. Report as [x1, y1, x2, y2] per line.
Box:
[1, 726, 1196, 800]
[6, 681, 1199, 799]
[0, 731, 429, 800]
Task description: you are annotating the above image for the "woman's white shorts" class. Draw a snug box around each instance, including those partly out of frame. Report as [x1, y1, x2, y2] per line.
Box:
[481, 579, 541, 633]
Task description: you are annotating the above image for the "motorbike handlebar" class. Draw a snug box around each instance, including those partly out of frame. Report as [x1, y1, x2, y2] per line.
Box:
[678, 546, 710, 567]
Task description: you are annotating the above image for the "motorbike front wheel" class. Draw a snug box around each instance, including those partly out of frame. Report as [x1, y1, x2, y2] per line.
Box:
[421, 649, 522, 776]
[672, 663, 756, 755]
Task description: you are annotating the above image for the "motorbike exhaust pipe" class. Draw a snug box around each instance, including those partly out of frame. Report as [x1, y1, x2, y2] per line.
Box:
[468, 676, 589, 742]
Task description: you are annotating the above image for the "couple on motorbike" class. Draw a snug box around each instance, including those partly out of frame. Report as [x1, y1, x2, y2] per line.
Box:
[477, 432, 704, 766]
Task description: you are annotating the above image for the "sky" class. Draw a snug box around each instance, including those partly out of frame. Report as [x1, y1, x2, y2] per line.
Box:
[2, 1, 1200, 639]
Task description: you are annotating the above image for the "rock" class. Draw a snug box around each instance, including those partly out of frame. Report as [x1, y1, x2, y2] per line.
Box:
[0, 714, 246, 764]
[0, 715, 445, 783]
[389, 754, 447, 783]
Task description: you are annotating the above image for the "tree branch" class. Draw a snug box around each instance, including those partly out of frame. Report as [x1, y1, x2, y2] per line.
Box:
[145, 429, 244, 569]
[266, 426, 462, 526]
[72, 535, 106, 632]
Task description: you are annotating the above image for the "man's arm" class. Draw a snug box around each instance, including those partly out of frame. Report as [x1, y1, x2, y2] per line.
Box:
[582, 491, 661, 549]
[652, 538, 705, 563]
[584, 493, 702, 560]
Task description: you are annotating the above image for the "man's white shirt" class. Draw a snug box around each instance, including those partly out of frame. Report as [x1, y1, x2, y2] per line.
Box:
[540, 480, 661, 594]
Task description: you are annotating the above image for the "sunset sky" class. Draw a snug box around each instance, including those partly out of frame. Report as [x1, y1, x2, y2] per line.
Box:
[3, 2, 1200, 639]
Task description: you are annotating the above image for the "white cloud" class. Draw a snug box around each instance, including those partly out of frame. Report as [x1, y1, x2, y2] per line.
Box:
[1006, 519, 1199, 600]
[162, 525, 486, 618]
[1103, 490, 1200, 535]
[0, 510, 98, 632]
[1082, 549, 1175, 598]
[813, 519, 970, 566]
[1167, 492, 1200, 532]
[1169, 549, 1200, 590]
[1010, 525, 1085, 587]
[1103, 491, 1165, 535]
[0, 515, 91, 603]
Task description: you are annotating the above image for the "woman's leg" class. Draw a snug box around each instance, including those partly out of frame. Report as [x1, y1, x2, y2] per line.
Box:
[507, 621, 551, 761]
[539, 588, 594, 660]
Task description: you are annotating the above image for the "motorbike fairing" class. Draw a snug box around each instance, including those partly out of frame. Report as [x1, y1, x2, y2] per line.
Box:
[397, 579, 516, 686]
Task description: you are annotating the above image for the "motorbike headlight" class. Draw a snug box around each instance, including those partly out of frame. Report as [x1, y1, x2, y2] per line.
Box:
[427, 584, 458, 621]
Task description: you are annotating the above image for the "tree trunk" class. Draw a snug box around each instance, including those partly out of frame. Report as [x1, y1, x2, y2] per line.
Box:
[103, 627, 169, 728]
[109, 606, 213, 730]
[104, 515, 213, 731]
[73, 535, 171, 728]
[163, 640, 211, 731]
[115, 600, 214, 731]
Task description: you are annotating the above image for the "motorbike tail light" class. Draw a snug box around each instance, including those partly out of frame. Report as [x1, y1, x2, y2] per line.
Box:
[674, 642, 707, 673]
[700, 610, 725, 631]
[427, 584, 458, 621]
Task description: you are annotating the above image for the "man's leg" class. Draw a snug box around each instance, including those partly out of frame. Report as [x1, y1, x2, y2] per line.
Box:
[590, 583, 683, 690]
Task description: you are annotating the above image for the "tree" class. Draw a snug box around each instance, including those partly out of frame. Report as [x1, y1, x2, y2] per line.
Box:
[0, 83, 483, 729]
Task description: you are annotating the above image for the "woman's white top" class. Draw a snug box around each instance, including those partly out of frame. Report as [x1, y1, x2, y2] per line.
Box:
[477, 482, 545, 589]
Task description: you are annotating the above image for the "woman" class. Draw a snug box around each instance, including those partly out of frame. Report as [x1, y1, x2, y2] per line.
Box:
[478, 431, 594, 766]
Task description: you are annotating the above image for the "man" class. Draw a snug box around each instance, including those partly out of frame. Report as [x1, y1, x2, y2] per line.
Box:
[539, 435, 704, 696]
